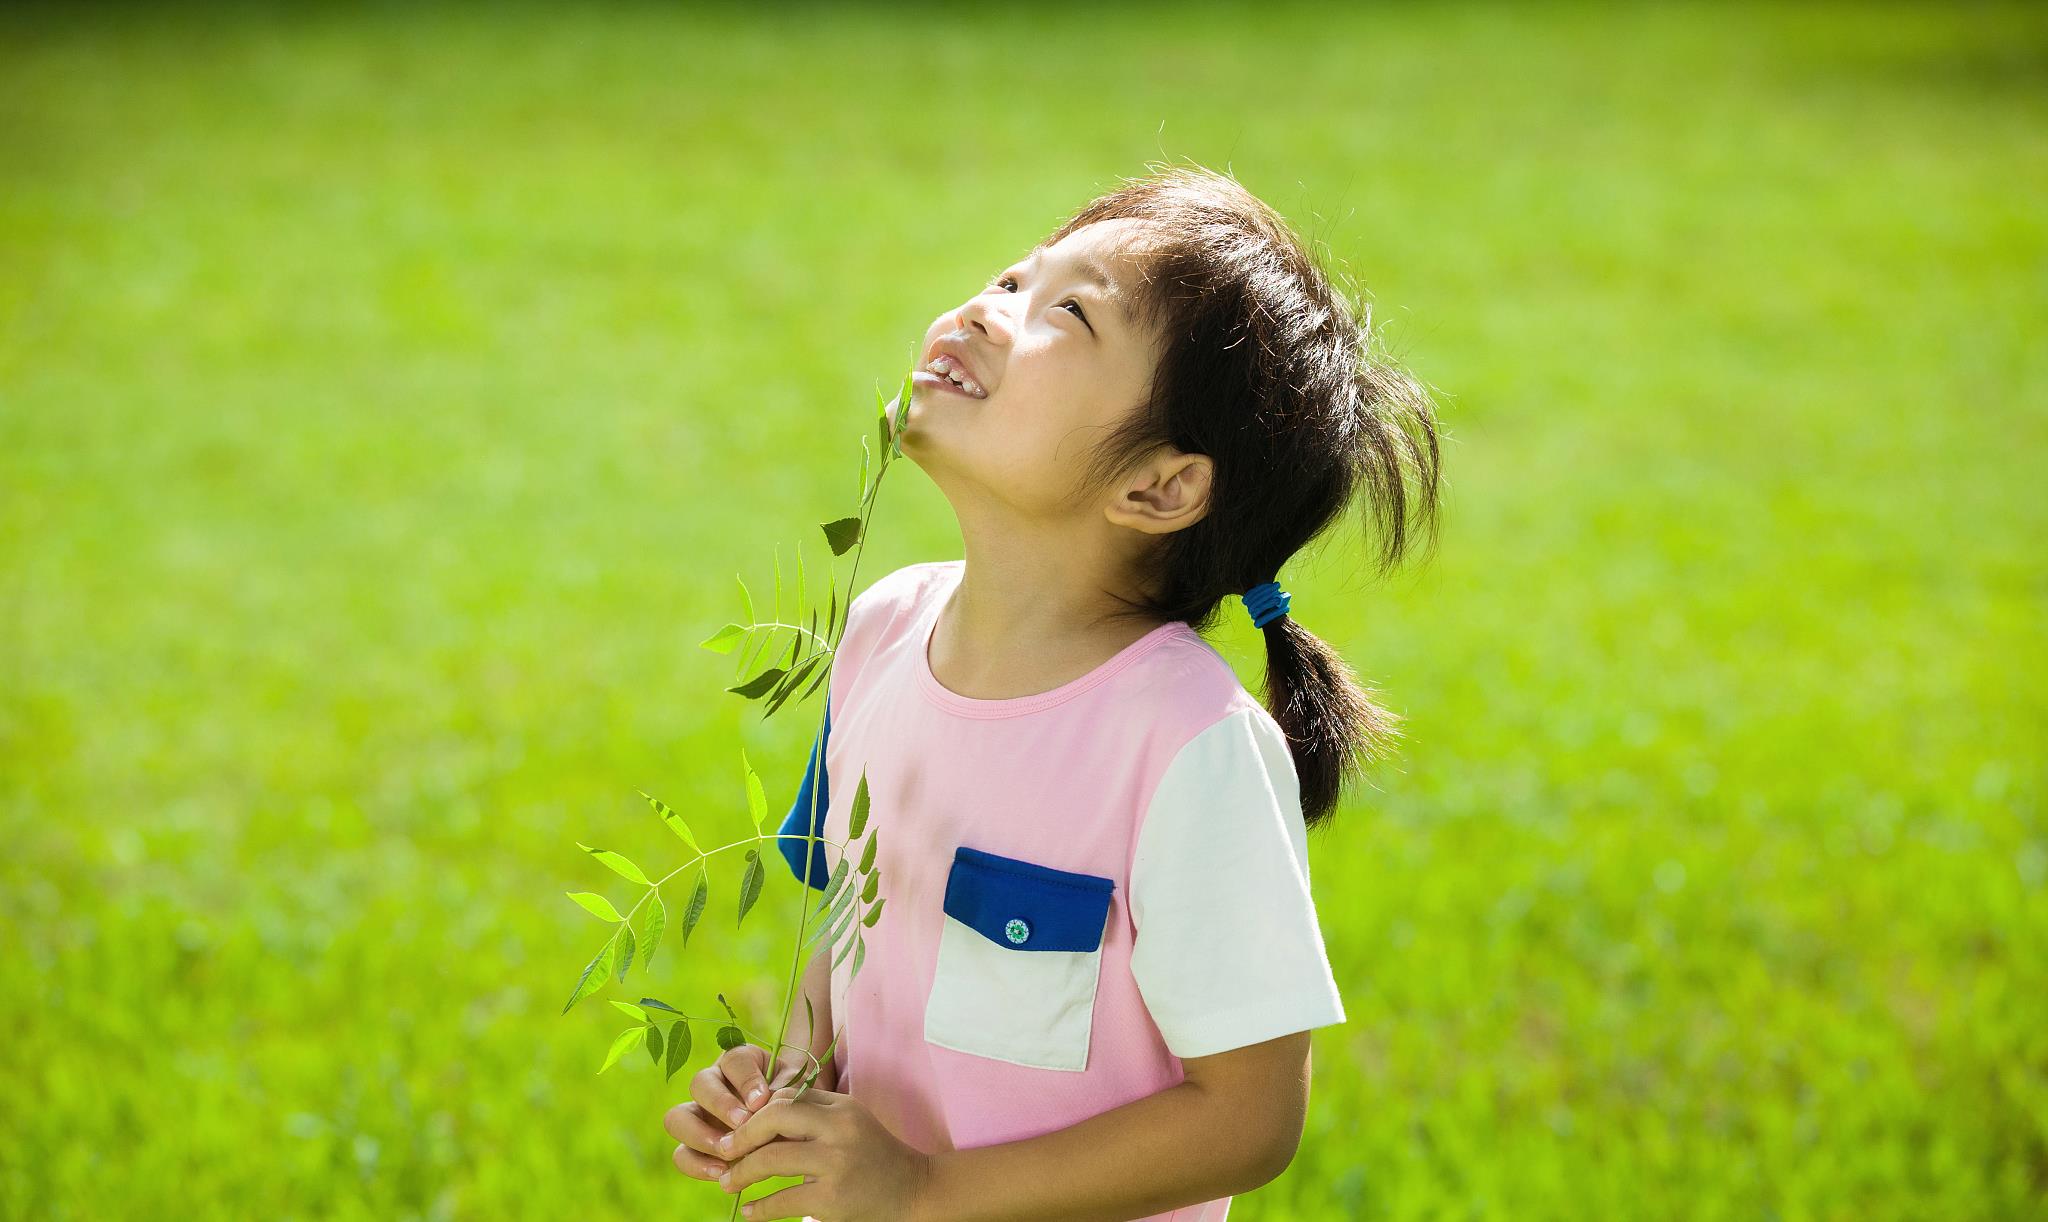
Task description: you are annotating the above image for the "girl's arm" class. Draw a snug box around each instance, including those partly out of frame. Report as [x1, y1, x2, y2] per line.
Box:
[912, 1030, 1313, 1222]
[779, 948, 838, 1093]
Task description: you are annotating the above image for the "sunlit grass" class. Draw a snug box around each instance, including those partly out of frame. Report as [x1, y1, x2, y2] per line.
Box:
[2, 2, 2043, 1217]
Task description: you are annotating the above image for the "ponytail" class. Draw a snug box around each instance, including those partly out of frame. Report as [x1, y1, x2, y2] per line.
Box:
[1258, 617, 1404, 833]
[1263, 342, 1442, 832]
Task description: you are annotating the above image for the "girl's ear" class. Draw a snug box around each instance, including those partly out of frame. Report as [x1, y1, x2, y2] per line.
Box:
[1107, 449, 1213, 536]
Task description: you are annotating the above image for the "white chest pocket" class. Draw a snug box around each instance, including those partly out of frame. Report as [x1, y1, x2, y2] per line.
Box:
[922, 845, 1116, 1073]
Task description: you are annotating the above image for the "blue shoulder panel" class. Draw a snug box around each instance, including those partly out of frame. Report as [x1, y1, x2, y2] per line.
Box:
[777, 692, 832, 891]
[942, 846, 1114, 953]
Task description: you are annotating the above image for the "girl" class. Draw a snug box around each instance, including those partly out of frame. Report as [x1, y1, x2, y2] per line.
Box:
[663, 162, 1443, 1221]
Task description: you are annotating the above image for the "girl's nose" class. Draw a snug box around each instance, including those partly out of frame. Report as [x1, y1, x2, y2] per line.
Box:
[957, 294, 1010, 346]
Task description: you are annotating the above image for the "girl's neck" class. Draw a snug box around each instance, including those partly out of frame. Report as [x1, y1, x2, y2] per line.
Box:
[928, 545, 1165, 703]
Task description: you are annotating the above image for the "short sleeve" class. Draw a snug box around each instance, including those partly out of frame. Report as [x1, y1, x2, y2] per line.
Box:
[1128, 706, 1347, 1059]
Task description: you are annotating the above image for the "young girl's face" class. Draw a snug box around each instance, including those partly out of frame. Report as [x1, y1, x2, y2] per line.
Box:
[900, 218, 1164, 519]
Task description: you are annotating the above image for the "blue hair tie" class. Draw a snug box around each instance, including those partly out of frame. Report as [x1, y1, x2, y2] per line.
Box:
[1242, 580, 1291, 629]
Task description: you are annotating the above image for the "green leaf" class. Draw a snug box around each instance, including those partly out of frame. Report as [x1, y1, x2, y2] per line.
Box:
[862, 896, 886, 927]
[807, 888, 859, 957]
[681, 870, 708, 948]
[728, 666, 786, 699]
[861, 872, 879, 904]
[645, 1023, 665, 1066]
[852, 936, 867, 979]
[806, 904, 856, 962]
[566, 891, 623, 922]
[562, 932, 619, 1014]
[599, 1026, 642, 1075]
[794, 543, 806, 629]
[576, 842, 650, 886]
[737, 849, 765, 928]
[804, 995, 815, 1041]
[822, 855, 853, 901]
[802, 653, 833, 700]
[810, 859, 851, 916]
[613, 925, 636, 984]
[665, 1020, 690, 1081]
[894, 372, 913, 451]
[857, 830, 878, 876]
[849, 770, 871, 838]
[611, 1000, 650, 1022]
[700, 623, 747, 654]
[635, 889, 666, 971]
[715, 1025, 744, 1052]
[802, 888, 851, 953]
[764, 655, 821, 718]
[828, 885, 861, 937]
[737, 573, 755, 627]
[641, 790, 701, 855]
[810, 1031, 841, 1086]
[741, 749, 767, 832]
[821, 516, 863, 557]
[639, 997, 683, 1015]
[832, 921, 861, 968]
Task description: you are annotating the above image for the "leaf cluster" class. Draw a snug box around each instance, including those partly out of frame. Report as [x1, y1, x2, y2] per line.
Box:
[559, 373, 913, 1097]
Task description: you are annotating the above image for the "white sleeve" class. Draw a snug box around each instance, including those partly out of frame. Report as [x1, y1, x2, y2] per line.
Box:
[1128, 706, 1347, 1059]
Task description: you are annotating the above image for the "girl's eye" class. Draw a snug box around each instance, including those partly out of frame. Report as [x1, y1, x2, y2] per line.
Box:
[991, 276, 1090, 327]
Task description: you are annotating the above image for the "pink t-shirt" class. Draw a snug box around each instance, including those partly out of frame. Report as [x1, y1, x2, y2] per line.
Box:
[776, 560, 1347, 1220]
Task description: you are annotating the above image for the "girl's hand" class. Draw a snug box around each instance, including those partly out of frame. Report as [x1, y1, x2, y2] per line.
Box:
[710, 1086, 932, 1222]
[663, 1043, 811, 1183]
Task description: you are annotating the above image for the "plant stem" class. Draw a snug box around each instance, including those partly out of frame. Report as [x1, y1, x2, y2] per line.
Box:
[734, 385, 905, 1222]
[764, 393, 895, 1061]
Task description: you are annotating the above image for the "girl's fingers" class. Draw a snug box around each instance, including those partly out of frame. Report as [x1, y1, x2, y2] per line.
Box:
[663, 1101, 734, 1182]
[720, 1137, 818, 1193]
[670, 1140, 730, 1183]
[662, 1101, 730, 1160]
[690, 1063, 755, 1130]
[730, 1180, 823, 1222]
[722, 1096, 827, 1162]
[686, 1044, 809, 1137]
[719, 1044, 775, 1111]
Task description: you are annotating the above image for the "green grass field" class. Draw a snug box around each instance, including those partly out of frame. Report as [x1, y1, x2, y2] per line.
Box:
[3, 2, 2044, 1217]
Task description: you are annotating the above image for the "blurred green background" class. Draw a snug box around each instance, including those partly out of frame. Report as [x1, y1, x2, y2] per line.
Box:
[3, 1, 2044, 1218]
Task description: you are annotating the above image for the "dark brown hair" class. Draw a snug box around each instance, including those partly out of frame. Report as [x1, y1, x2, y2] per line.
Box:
[1047, 161, 1444, 832]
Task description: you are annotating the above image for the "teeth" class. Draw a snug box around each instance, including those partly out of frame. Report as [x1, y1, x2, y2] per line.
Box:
[925, 355, 986, 397]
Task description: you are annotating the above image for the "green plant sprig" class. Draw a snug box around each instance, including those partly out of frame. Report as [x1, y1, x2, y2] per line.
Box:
[557, 365, 913, 1222]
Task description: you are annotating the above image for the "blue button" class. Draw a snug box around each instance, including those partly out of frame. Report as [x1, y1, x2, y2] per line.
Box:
[1004, 917, 1031, 945]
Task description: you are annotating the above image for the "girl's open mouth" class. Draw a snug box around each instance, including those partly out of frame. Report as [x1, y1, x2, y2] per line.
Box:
[913, 370, 986, 400]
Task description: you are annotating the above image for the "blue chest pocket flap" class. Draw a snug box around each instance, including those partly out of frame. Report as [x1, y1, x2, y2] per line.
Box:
[942, 846, 1114, 953]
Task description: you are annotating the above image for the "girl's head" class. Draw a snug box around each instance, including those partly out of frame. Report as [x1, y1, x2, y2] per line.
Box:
[902, 162, 1443, 831]
[905, 215, 1175, 524]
